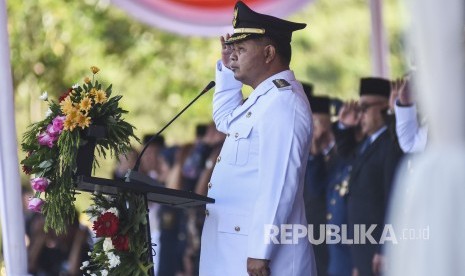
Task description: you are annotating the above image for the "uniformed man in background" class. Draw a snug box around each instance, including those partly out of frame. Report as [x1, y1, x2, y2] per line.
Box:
[335, 78, 403, 276]
[302, 83, 330, 276]
[199, 1, 317, 276]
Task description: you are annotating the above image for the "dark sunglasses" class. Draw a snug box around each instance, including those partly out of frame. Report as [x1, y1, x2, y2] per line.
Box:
[359, 101, 386, 113]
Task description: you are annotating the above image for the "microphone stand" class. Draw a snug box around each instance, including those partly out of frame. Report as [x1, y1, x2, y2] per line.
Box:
[126, 81, 215, 275]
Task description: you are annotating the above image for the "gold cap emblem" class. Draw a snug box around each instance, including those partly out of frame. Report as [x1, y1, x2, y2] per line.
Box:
[232, 7, 238, 27]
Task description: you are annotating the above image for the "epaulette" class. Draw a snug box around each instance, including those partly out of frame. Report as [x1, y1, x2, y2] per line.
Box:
[272, 79, 291, 91]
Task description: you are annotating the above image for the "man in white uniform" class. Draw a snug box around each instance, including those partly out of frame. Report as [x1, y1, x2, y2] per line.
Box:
[199, 2, 317, 276]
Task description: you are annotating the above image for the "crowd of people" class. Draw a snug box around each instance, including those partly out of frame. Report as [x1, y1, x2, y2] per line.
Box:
[302, 73, 425, 276]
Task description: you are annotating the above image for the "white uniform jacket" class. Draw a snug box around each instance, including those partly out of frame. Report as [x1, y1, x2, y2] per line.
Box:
[394, 102, 428, 153]
[199, 61, 317, 276]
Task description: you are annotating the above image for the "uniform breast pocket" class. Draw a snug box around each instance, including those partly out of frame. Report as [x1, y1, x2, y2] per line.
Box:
[218, 213, 250, 236]
[228, 124, 253, 166]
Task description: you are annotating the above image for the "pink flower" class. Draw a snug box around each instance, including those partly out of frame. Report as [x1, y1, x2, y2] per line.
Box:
[45, 116, 66, 137]
[38, 132, 56, 148]
[46, 124, 60, 137]
[30, 177, 50, 192]
[52, 116, 65, 133]
[28, 198, 44, 213]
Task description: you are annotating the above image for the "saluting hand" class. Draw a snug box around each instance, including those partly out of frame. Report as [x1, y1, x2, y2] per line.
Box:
[220, 34, 233, 69]
[339, 100, 361, 127]
[247, 258, 270, 276]
[398, 76, 413, 106]
[389, 79, 401, 113]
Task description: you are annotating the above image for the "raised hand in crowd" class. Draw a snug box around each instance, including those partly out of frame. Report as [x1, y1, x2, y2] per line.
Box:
[397, 76, 413, 106]
[338, 100, 361, 127]
[389, 79, 400, 113]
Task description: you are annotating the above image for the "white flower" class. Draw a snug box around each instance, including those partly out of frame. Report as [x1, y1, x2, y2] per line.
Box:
[91, 274, 97, 276]
[103, 237, 114, 252]
[101, 269, 108, 276]
[45, 108, 53, 117]
[80, 261, 89, 270]
[87, 270, 91, 274]
[39, 91, 48, 101]
[107, 252, 121, 268]
[107, 207, 119, 217]
[72, 83, 79, 89]
[88, 251, 92, 256]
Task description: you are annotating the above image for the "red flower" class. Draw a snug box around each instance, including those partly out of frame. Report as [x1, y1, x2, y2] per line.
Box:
[58, 88, 73, 102]
[22, 151, 33, 174]
[22, 164, 32, 175]
[92, 212, 119, 237]
[112, 234, 129, 251]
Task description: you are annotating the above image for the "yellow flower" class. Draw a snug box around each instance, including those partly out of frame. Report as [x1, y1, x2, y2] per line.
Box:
[94, 89, 108, 104]
[84, 77, 91, 84]
[89, 88, 97, 97]
[90, 66, 100, 74]
[66, 107, 80, 121]
[75, 113, 91, 129]
[63, 116, 77, 131]
[60, 96, 74, 114]
[79, 97, 92, 112]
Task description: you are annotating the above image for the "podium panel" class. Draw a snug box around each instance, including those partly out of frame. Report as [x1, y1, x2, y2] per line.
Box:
[76, 176, 215, 207]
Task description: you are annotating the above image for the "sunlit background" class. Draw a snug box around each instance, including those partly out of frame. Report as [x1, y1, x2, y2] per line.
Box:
[1, 0, 408, 271]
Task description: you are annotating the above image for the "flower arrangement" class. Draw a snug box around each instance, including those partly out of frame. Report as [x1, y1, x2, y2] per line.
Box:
[21, 66, 139, 233]
[81, 193, 153, 275]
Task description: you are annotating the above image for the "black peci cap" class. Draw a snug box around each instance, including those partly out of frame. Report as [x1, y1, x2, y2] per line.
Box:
[226, 1, 307, 45]
[310, 96, 331, 115]
[359, 77, 391, 98]
[301, 82, 330, 115]
[302, 82, 313, 100]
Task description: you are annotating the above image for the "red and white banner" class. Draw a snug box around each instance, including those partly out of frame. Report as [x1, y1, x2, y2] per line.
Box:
[111, 0, 313, 36]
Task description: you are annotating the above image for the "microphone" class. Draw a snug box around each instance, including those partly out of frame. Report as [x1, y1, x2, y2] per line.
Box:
[131, 81, 215, 174]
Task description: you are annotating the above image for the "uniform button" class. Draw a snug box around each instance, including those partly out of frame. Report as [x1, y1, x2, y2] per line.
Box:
[234, 226, 240, 232]
[326, 213, 332, 220]
[234, 132, 239, 138]
[205, 209, 209, 216]
[330, 199, 336, 205]
[208, 182, 212, 189]
[217, 156, 221, 163]
[246, 111, 252, 118]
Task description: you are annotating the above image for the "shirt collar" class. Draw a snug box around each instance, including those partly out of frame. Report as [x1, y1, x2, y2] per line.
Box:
[252, 70, 295, 95]
[368, 125, 387, 143]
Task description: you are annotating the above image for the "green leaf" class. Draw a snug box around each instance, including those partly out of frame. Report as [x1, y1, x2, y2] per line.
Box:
[38, 160, 53, 169]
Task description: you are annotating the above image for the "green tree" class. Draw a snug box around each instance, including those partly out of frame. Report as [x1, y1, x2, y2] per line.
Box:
[8, 0, 407, 182]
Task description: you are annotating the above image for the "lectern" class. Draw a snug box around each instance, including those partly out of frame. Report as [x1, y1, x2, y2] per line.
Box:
[75, 171, 214, 275]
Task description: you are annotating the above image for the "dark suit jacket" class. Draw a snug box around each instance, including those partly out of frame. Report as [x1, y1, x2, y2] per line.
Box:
[335, 125, 403, 275]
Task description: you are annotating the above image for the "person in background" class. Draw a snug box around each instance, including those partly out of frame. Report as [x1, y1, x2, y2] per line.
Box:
[390, 76, 428, 153]
[139, 134, 165, 275]
[184, 123, 226, 276]
[113, 147, 139, 180]
[157, 146, 189, 276]
[27, 209, 91, 276]
[181, 124, 211, 192]
[140, 134, 166, 180]
[335, 77, 403, 276]
[302, 82, 330, 276]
